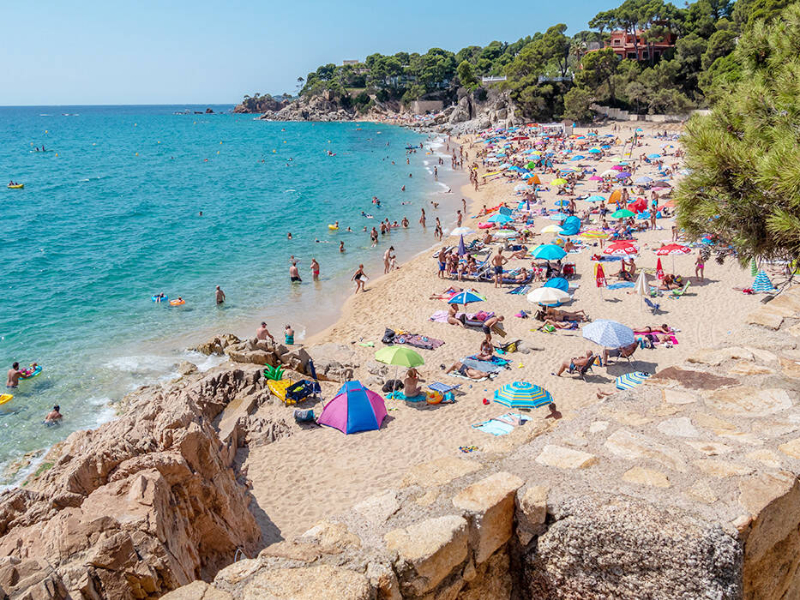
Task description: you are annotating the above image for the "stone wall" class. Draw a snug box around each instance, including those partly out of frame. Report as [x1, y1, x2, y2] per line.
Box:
[411, 101, 444, 115]
[590, 103, 707, 123]
[163, 286, 800, 599]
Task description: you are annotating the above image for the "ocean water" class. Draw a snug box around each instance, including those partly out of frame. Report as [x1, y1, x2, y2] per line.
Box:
[0, 105, 461, 481]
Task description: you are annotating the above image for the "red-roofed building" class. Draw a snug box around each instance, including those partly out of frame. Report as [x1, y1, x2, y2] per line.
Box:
[606, 29, 676, 61]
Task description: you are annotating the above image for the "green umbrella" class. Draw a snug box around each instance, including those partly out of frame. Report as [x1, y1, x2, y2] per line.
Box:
[612, 209, 635, 219]
[375, 346, 425, 388]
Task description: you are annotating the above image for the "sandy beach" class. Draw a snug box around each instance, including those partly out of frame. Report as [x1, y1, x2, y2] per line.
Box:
[241, 121, 760, 543]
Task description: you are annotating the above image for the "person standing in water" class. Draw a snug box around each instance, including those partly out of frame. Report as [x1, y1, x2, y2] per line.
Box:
[45, 405, 63, 424]
[456, 210, 463, 227]
[215, 285, 225, 305]
[352, 264, 367, 294]
[289, 261, 302, 283]
[310, 258, 320, 281]
[339, 241, 345, 253]
[6, 363, 22, 388]
[419, 208, 426, 227]
[384, 246, 395, 274]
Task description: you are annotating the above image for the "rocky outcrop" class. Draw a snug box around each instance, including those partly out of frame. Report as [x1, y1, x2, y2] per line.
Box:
[259, 91, 356, 122]
[0, 367, 263, 599]
[444, 89, 519, 135]
[233, 95, 290, 114]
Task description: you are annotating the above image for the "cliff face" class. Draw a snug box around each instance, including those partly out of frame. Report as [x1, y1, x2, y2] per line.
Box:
[233, 95, 290, 114]
[0, 367, 263, 599]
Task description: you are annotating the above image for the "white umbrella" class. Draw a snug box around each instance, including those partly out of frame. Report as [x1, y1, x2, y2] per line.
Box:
[527, 288, 570, 306]
[493, 230, 517, 238]
[450, 227, 473, 237]
[634, 272, 648, 312]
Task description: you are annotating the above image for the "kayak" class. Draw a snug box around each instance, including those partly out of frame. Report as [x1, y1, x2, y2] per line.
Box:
[7, 184, 24, 190]
[0, 394, 13, 406]
[20, 365, 42, 380]
[169, 299, 185, 306]
[151, 295, 168, 302]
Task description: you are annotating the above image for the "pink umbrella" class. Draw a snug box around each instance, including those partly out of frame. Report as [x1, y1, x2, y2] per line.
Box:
[611, 165, 624, 171]
[318, 381, 387, 434]
[589, 175, 603, 181]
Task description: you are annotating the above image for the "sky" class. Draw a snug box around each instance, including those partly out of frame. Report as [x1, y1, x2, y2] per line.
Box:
[2, 0, 621, 106]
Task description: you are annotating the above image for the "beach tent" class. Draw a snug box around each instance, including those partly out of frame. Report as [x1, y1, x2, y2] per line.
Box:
[318, 381, 387, 434]
[752, 270, 777, 293]
[559, 216, 581, 236]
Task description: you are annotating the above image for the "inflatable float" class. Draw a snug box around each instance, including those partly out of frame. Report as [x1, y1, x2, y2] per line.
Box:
[20, 365, 42, 380]
[169, 299, 185, 306]
[328, 224, 339, 230]
[0, 394, 13, 406]
[7, 184, 24, 190]
[151, 295, 168, 303]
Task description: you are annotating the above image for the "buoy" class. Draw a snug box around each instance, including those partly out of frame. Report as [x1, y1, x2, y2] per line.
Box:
[134, 123, 137, 126]
[45, 130, 48, 133]
[135, 152, 139, 156]
[216, 151, 220, 154]
[55, 153, 58, 157]
[220, 141, 223, 144]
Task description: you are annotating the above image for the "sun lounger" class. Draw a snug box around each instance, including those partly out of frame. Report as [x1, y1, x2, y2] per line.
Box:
[568, 355, 597, 380]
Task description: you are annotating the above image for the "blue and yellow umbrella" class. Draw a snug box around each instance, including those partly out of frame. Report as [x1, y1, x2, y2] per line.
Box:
[615, 371, 650, 390]
[494, 382, 553, 409]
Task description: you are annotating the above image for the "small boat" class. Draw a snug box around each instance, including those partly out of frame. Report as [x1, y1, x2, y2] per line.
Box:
[0, 394, 13, 406]
[7, 184, 24, 189]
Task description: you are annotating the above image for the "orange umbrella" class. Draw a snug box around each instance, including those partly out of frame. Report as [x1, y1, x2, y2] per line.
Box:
[609, 189, 622, 204]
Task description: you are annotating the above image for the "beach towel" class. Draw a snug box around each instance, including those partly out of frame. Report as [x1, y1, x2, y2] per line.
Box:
[494, 412, 531, 426]
[386, 390, 426, 402]
[472, 419, 514, 436]
[462, 358, 505, 374]
[508, 285, 530, 295]
[399, 334, 445, 350]
[607, 281, 636, 289]
[429, 310, 450, 323]
[449, 371, 495, 382]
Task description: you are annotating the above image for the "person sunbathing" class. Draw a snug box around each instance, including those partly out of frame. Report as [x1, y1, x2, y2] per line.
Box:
[602, 341, 639, 365]
[510, 246, 529, 259]
[513, 268, 529, 282]
[538, 319, 579, 332]
[476, 340, 494, 361]
[544, 307, 587, 322]
[635, 324, 671, 333]
[659, 274, 680, 290]
[429, 286, 462, 299]
[554, 351, 594, 376]
[482, 232, 495, 244]
[447, 303, 465, 327]
[443, 361, 485, 380]
[403, 368, 423, 397]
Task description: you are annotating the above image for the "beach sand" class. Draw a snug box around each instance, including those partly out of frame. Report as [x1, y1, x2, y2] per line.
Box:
[242, 122, 757, 544]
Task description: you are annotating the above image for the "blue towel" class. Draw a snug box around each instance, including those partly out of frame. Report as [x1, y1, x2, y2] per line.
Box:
[472, 420, 514, 436]
[607, 281, 636, 289]
[462, 358, 504, 373]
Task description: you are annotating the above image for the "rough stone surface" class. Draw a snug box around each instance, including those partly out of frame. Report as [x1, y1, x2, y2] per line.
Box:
[516, 486, 549, 545]
[241, 565, 370, 600]
[657, 417, 699, 438]
[693, 459, 754, 478]
[452, 472, 524, 563]
[401, 456, 482, 488]
[705, 387, 793, 417]
[353, 490, 401, 525]
[534, 445, 598, 470]
[161, 580, 233, 600]
[622, 466, 671, 488]
[604, 429, 688, 472]
[385, 515, 469, 595]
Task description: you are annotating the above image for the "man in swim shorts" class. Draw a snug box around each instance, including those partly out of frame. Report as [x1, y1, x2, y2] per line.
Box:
[256, 322, 276, 343]
[215, 285, 226, 304]
[443, 361, 484, 380]
[492, 250, 509, 289]
[289, 262, 302, 282]
[6, 362, 22, 388]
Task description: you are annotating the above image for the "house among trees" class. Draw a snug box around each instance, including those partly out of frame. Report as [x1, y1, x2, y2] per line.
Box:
[606, 28, 677, 61]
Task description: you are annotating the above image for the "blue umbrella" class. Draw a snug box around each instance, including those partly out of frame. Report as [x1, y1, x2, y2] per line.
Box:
[448, 289, 485, 305]
[647, 153, 661, 159]
[494, 382, 553, 409]
[586, 195, 606, 202]
[615, 371, 650, 390]
[549, 213, 569, 222]
[498, 206, 513, 215]
[571, 155, 585, 161]
[458, 234, 467, 256]
[554, 200, 570, 207]
[543, 277, 569, 292]
[488, 213, 513, 224]
[582, 320, 635, 348]
[635, 176, 653, 184]
[588, 148, 602, 154]
[532, 244, 567, 260]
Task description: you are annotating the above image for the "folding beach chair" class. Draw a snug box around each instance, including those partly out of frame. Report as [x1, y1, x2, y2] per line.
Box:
[670, 281, 691, 298]
[644, 297, 661, 314]
[568, 355, 597, 380]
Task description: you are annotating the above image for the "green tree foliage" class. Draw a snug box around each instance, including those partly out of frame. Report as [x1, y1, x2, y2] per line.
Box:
[676, 3, 800, 264]
[457, 61, 479, 89]
[563, 87, 595, 121]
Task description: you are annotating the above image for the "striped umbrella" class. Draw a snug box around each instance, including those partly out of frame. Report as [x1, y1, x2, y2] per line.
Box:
[494, 382, 553, 409]
[448, 290, 485, 305]
[615, 371, 651, 390]
[582, 320, 635, 348]
[752, 270, 776, 293]
[581, 230, 609, 240]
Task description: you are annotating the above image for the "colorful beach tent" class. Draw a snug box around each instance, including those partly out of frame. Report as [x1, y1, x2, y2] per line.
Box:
[752, 270, 777, 293]
[494, 382, 553, 409]
[559, 216, 581, 236]
[318, 381, 387, 434]
[448, 290, 484, 305]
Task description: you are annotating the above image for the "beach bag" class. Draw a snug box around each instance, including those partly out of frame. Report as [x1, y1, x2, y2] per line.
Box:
[382, 380, 404, 393]
[286, 380, 314, 401]
[499, 340, 519, 353]
[381, 328, 396, 344]
[293, 408, 315, 423]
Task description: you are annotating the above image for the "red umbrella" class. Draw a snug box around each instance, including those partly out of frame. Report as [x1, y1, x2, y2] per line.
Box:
[604, 241, 638, 256]
[595, 263, 607, 288]
[656, 257, 664, 280]
[656, 243, 690, 272]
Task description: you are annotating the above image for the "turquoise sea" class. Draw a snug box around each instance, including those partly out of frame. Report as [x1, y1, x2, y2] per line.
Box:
[0, 105, 460, 481]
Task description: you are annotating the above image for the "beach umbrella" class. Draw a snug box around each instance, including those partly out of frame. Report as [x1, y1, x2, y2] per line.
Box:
[752, 270, 777, 293]
[543, 277, 569, 292]
[488, 213, 513, 224]
[656, 243, 690, 272]
[601, 169, 618, 177]
[551, 178, 568, 186]
[375, 346, 424, 368]
[634, 272, 649, 311]
[493, 230, 517, 239]
[549, 212, 569, 222]
[451, 227, 473, 237]
[604, 241, 638, 256]
[554, 199, 570, 207]
[540, 224, 562, 234]
[588, 148, 602, 154]
[494, 382, 553, 409]
[318, 381, 387, 434]
[647, 153, 661, 159]
[583, 320, 635, 348]
[527, 287, 570, 306]
[609, 189, 622, 204]
[581, 230, 609, 240]
[514, 184, 528, 192]
[615, 371, 651, 391]
[611, 165, 624, 171]
[611, 209, 635, 220]
[656, 257, 664, 280]
[570, 155, 585, 161]
[616, 171, 632, 179]
[595, 263, 607, 289]
[589, 175, 603, 181]
[457, 234, 467, 257]
[586, 195, 606, 202]
[532, 244, 566, 260]
[448, 289, 485, 305]
[634, 176, 653, 185]
[530, 174, 541, 184]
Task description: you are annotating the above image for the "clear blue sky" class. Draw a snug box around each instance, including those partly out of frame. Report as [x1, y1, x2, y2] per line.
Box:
[3, 0, 621, 106]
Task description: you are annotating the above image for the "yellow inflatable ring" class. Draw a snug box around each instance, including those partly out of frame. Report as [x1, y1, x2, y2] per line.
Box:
[426, 391, 443, 405]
